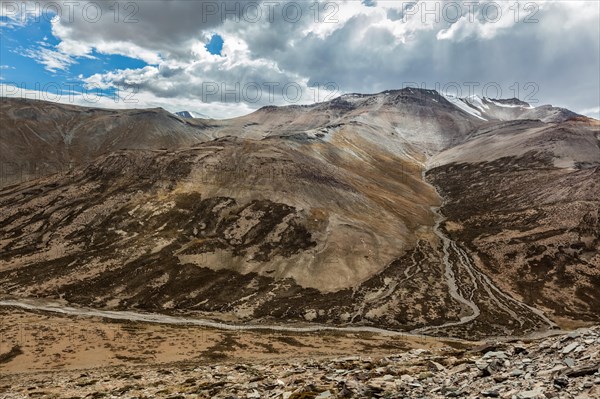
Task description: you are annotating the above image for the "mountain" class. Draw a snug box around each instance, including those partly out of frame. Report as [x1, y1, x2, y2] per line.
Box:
[440, 94, 584, 123]
[0, 89, 598, 339]
[427, 118, 600, 333]
[0, 98, 212, 188]
[2, 90, 589, 187]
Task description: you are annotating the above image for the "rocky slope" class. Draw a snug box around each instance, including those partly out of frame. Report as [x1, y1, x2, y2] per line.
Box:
[428, 119, 600, 329]
[2, 325, 599, 398]
[0, 98, 211, 188]
[0, 88, 486, 189]
[0, 137, 467, 334]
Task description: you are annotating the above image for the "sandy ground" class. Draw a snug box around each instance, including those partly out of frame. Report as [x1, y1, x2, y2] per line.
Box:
[0, 308, 469, 377]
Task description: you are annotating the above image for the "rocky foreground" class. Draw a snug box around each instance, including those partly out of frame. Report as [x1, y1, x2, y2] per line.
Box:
[2, 327, 599, 398]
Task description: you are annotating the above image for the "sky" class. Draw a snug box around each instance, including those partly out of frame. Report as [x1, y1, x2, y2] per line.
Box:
[0, 0, 599, 119]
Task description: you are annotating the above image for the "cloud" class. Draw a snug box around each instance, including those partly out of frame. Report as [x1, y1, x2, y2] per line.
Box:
[19, 46, 78, 72]
[45, 0, 243, 62]
[3, 0, 599, 118]
[579, 107, 600, 120]
[0, 0, 44, 28]
[0, 82, 256, 119]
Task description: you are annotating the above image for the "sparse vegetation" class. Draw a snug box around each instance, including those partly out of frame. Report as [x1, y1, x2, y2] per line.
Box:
[0, 345, 23, 364]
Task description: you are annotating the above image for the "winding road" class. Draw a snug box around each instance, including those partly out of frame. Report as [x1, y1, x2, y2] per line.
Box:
[0, 297, 468, 342]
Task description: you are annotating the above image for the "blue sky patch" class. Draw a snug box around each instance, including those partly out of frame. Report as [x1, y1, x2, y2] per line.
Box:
[205, 34, 224, 56]
[0, 15, 148, 99]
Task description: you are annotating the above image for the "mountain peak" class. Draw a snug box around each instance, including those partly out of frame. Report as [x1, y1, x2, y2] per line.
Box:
[175, 110, 209, 119]
[487, 97, 531, 108]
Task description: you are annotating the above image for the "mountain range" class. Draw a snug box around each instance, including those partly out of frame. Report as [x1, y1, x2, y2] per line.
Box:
[0, 88, 598, 339]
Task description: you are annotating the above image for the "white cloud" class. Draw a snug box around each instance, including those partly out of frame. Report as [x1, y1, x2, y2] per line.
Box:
[579, 106, 600, 120]
[0, 0, 44, 28]
[19, 46, 78, 72]
[0, 82, 256, 119]
[4, 0, 598, 118]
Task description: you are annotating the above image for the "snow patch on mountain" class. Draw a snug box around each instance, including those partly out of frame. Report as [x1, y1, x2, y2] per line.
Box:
[488, 98, 533, 109]
[175, 110, 208, 119]
[463, 95, 490, 111]
[441, 93, 487, 121]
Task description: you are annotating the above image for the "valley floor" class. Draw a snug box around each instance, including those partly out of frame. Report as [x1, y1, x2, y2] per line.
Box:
[1, 307, 599, 398]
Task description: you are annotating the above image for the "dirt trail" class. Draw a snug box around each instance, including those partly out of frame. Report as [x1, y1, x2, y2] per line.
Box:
[0, 298, 470, 342]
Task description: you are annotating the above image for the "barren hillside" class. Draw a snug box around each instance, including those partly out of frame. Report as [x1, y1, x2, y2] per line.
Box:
[0, 89, 598, 339]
